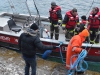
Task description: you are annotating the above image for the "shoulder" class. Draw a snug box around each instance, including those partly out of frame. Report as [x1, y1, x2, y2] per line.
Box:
[55, 6, 61, 10]
[19, 33, 25, 37]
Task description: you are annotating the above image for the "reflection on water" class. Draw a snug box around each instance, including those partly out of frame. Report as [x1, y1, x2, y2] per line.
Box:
[0, 47, 100, 75]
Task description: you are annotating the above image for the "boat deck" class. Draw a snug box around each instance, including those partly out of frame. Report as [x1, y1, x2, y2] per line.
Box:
[0, 14, 66, 41]
[0, 12, 100, 48]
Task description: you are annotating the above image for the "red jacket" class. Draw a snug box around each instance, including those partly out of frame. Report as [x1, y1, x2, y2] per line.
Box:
[49, 6, 61, 21]
[66, 11, 79, 28]
[80, 20, 87, 25]
[88, 11, 100, 28]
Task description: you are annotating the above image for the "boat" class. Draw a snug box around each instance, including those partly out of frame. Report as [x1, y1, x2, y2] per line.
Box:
[0, 0, 100, 73]
[0, 11, 100, 61]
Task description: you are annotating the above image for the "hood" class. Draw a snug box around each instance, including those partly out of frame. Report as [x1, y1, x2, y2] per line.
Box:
[24, 28, 38, 36]
[79, 29, 89, 42]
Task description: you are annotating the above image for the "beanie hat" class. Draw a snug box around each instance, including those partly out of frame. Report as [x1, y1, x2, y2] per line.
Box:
[30, 23, 38, 30]
[79, 29, 89, 37]
[81, 15, 86, 20]
[51, 2, 56, 6]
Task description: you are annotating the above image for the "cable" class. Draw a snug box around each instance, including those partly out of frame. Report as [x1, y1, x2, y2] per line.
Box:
[32, 0, 41, 26]
[56, 41, 65, 64]
[85, 0, 94, 16]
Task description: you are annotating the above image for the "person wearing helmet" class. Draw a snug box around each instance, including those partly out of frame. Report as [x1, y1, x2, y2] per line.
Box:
[62, 8, 79, 41]
[49, 1, 62, 40]
[88, 7, 100, 44]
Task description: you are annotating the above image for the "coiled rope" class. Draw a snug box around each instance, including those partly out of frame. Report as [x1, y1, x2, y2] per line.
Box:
[67, 49, 88, 75]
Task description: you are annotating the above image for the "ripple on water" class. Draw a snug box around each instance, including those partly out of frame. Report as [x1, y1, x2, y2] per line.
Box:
[0, 47, 100, 75]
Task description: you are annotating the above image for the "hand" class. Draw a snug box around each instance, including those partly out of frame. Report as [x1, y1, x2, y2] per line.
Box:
[76, 27, 80, 31]
[63, 30, 65, 33]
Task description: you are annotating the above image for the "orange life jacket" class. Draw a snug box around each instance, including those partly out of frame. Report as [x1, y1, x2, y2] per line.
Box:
[88, 11, 100, 28]
[66, 11, 79, 28]
[49, 6, 61, 21]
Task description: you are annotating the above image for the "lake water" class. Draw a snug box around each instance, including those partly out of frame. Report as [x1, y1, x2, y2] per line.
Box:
[0, 0, 100, 18]
[0, 47, 100, 75]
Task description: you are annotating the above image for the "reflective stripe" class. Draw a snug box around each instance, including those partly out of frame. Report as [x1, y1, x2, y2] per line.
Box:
[90, 40, 95, 44]
[90, 31, 92, 34]
[54, 24, 57, 27]
[77, 22, 80, 25]
[69, 29, 75, 33]
[72, 47, 77, 51]
[62, 24, 66, 27]
[58, 20, 62, 23]
[84, 26, 87, 28]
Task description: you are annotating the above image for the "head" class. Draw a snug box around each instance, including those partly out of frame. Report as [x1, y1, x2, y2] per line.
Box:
[81, 15, 86, 20]
[79, 29, 89, 42]
[30, 23, 39, 32]
[92, 7, 99, 14]
[71, 8, 77, 16]
[51, 2, 56, 8]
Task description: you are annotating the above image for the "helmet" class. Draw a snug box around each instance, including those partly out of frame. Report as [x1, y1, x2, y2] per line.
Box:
[51, 2, 56, 6]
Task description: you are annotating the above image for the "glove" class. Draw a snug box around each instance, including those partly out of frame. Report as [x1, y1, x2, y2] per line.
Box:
[42, 50, 52, 59]
[53, 46, 58, 49]
[58, 20, 61, 25]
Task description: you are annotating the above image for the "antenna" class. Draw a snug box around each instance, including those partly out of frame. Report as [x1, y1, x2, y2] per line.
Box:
[25, 0, 33, 21]
[7, 0, 18, 14]
[32, 0, 41, 26]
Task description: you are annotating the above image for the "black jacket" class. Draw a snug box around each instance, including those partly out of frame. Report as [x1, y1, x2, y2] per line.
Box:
[18, 30, 54, 58]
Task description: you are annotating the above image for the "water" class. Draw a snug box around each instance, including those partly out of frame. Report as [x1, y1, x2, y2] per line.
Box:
[0, 47, 100, 75]
[0, 0, 100, 18]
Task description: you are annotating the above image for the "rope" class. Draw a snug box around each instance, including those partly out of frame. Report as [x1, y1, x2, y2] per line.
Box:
[56, 41, 65, 64]
[85, 0, 94, 16]
[67, 49, 88, 75]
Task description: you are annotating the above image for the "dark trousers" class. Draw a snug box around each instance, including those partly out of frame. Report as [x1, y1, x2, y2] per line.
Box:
[23, 55, 36, 75]
[50, 25, 59, 40]
[90, 28, 99, 43]
[65, 28, 75, 40]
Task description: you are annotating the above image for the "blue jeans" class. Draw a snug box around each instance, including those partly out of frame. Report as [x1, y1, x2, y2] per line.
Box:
[23, 55, 36, 75]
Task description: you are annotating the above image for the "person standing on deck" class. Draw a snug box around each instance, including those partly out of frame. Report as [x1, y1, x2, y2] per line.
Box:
[75, 15, 89, 43]
[88, 7, 100, 44]
[49, 1, 62, 40]
[62, 8, 79, 41]
[18, 23, 57, 75]
[66, 29, 89, 75]
[78, 15, 89, 32]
